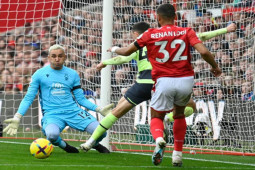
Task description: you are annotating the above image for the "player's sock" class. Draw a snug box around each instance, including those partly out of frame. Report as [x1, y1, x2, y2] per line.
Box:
[150, 117, 164, 140]
[173, 116, 186, 151]
[166, 106, 194, 122]
[51, 136, 66, 149]
[85, 121, 107, 145]
[92, 143, 110, 153]
[91, 113, 118, 141]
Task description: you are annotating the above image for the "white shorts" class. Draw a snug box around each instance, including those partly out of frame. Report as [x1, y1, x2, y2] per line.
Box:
[150, 76, 194, 112]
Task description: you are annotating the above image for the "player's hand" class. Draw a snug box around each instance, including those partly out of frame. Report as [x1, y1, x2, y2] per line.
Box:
[107, 47, 112, 52]
[107, 46, 119, 53]
[210, 67, 222, 77]
[226, 23, 237, 33]
[96, 103, 114, 116]
[3, 113, 22, 136]
[96, 62, 106, 71]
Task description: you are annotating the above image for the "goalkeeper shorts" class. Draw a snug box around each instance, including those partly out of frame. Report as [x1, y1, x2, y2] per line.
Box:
[41, 108, 97, 132]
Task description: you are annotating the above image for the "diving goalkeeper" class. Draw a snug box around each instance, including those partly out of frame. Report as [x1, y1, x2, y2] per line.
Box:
[3, 44, 113, 153]
[80, 22, 236, 152]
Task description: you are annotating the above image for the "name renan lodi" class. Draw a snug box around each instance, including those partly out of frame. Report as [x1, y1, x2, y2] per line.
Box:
[151, 30, 187, 38]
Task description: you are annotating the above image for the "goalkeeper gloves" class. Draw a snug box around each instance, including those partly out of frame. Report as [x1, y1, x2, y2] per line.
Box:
[3, 113, 22, 136]
[96, 103, 114, 116]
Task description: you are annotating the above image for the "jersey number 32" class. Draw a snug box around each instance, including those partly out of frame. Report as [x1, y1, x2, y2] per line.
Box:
[155, 39, 187, 63]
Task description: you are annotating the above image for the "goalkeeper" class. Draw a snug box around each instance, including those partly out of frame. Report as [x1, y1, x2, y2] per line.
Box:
[3, 44, 113, 153]
[80, 21, 237, 151]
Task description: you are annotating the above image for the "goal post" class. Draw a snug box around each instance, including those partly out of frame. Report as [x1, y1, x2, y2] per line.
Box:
[99, 0, 114, 150]
[0, 0, 254, 156]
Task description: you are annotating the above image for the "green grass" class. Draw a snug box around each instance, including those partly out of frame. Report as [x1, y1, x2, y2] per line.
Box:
[0, 138, 255, 170]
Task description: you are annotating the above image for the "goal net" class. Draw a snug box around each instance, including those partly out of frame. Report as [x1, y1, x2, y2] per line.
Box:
[0, 0, 254, 156]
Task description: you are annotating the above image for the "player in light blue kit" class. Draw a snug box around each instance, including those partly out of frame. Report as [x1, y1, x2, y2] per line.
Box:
[3, 44, 113, 153]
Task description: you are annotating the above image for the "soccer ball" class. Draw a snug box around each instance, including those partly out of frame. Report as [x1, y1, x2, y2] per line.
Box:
[30, 138, 53, 159]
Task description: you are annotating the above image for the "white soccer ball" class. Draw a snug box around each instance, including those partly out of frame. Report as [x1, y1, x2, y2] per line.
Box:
[30, 138, 53, 159]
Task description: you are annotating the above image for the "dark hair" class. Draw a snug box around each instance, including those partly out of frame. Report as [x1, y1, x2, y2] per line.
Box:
[132, 22, 150, 34]
[156, 3, 175, 19]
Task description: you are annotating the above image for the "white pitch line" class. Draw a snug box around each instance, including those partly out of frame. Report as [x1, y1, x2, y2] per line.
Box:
[1, 140, 255, 168]
[0, 164, 170, 169]
[116, 151, 255, 167]
[0, 140, 31, 145]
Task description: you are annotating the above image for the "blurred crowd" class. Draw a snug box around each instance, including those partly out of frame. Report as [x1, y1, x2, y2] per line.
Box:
[0, 0, 254, 102]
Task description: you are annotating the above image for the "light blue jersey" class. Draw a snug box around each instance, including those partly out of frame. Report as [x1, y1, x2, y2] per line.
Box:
[17, 65, 98, 116]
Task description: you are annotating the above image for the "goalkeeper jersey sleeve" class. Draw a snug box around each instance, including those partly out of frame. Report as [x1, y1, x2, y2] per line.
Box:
[17, 70, 40, 116]
[72, 72, 98, 111]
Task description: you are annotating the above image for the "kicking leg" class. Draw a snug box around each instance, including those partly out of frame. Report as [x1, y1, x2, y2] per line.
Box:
[80, 97, 133, 152]
[84, 121, 110, 153]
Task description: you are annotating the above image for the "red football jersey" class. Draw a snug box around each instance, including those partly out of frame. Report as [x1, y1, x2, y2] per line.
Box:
[135, 24, 201, 80]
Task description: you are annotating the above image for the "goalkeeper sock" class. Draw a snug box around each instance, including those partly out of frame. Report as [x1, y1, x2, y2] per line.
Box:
[166, 106, 194, 122]
[173, 117, 186, 151]
[91, 113, 118, 140]
[150, 117, 164, 140]
[51, 136, 66, 149]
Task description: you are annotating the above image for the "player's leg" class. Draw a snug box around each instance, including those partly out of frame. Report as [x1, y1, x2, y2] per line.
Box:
[63, 108, 108, 153]
[172, 105, 186, 167]
[150, 108, 167, 165]
[81, 83, 152, 152]
[43, 120, 79, 153]
[80, 97, 133, 151]
[165, 98, 196, 122]
[84, 121, 110, 153]
[171, 76, 194, 167]
[150, 78, 176, 166]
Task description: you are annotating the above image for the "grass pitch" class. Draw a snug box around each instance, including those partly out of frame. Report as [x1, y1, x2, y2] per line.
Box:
[0, 138, 254, 170]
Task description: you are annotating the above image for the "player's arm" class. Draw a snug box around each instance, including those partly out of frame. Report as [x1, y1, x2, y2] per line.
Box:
[198, 23, 237, 41]
[72, 73, 113, 116]
[97, 53, 137, 71]
[193, 43, 222, 77]
[108, 43, 138, 56]
[188, 28, 222, 77]
[3, 72, 40, 135]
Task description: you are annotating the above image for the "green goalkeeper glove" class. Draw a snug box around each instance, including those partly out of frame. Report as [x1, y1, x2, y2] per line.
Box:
[96, 103, 114, 116]
[3, 113, 22, 136]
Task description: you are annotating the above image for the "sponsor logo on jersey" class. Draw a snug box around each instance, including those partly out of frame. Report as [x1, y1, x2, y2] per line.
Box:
[51, 83, 65, 96]
[52, 83, 64, 89]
